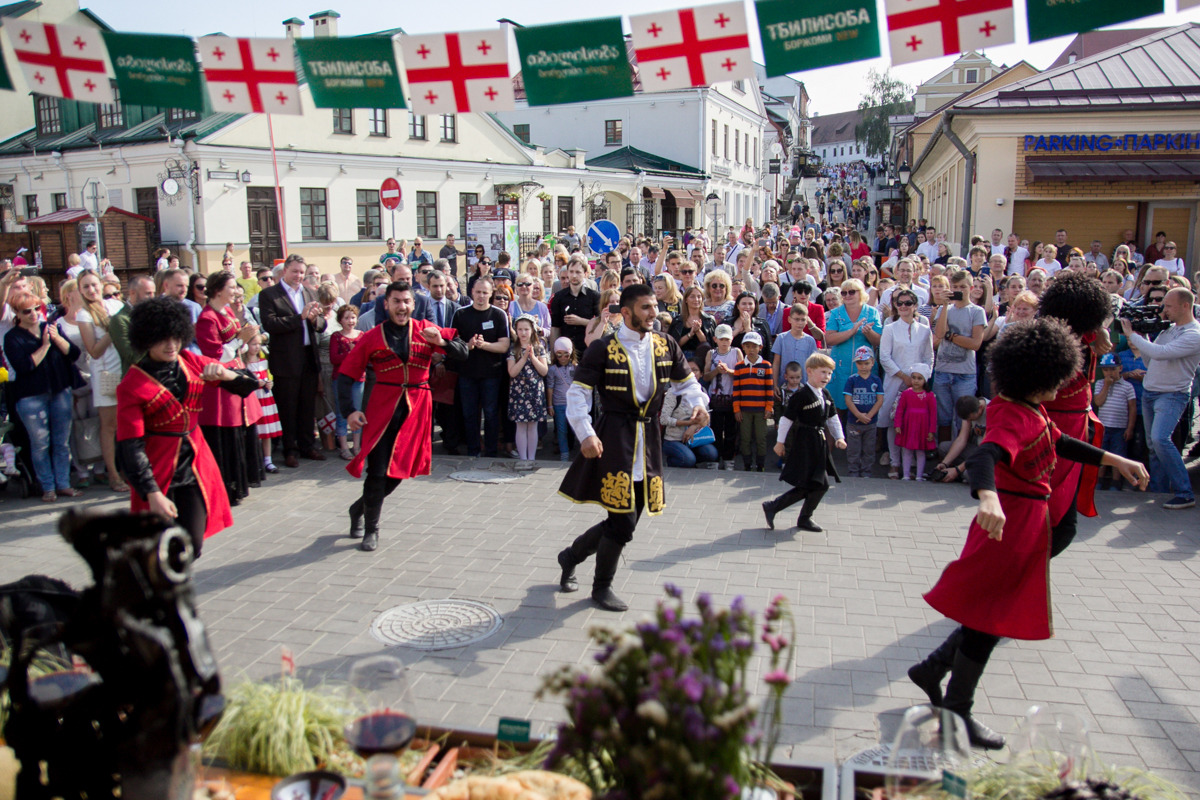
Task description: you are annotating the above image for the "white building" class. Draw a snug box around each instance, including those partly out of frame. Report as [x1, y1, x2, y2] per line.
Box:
[494, 47, 771, 235]
[912, 52, 1001, 116]
[0, 9, 706, 276]
[810, 108, 870, 167]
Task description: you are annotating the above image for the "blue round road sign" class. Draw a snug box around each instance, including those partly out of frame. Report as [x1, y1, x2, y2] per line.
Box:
[587, 220, 620, 254]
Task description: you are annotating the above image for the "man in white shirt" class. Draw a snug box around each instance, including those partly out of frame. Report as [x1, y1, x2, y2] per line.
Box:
[880, 259, 930, 307]
[1153, 242, 1186, 276]
[1085, 240, 1110, 271]
[989, 229, 1005, 257]
[556, 284, 709, 611]
[917, 227, 940, 262]
[1005, 233, 1028, 275]
[78, 241, 99, 273]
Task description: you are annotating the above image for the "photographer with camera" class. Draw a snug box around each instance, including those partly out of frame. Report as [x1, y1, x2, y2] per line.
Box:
[1120, 287, 1200, 509]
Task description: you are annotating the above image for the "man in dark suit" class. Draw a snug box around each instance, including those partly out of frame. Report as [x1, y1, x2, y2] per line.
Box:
[260, 253, 328, 467]
[372, 262, 434, 326]
[426, 269, 462, 453]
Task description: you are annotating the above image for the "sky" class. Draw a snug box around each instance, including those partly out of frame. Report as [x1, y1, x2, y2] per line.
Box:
[87, 0, 1200, 116]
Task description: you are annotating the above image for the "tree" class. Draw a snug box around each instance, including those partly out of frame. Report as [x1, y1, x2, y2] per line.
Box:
[855, 69, 912, 161]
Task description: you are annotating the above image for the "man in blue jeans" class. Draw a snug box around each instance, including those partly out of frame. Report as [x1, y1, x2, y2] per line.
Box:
[932, 269, 986, 442]
[452, 277, 510, 458]
[1120, 287, 1200, 509]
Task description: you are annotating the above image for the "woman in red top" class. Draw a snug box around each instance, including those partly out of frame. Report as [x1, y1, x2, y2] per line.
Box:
[910, 319, 1147, 751]
[329, 304, 364, 460]
[117, 298, 263, 557]
[195, 271, 262, 506]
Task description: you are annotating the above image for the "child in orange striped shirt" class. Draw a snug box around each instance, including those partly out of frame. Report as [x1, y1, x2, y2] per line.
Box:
[734, 331, 774, 471]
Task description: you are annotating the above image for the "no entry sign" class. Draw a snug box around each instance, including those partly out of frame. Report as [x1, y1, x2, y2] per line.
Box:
[380, 177, 402, 210]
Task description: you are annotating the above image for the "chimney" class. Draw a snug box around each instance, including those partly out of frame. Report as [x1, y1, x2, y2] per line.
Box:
[282, 17, 305, 38]
[310, 10, 341, 38]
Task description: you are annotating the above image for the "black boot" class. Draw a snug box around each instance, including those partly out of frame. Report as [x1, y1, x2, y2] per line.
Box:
[762, 499, 778, 530]
[908, 627, 962, 706]
[348, 498, 364, 539]
[797, 487, 827, 532]
[591, 537, 628, 612]
[361, 479, 384, 553]
[559, 525, 603, 592]
[943, 651, 1006, 750]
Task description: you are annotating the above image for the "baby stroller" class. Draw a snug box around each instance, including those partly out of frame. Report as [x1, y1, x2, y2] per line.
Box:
[0, 382, 42, 500]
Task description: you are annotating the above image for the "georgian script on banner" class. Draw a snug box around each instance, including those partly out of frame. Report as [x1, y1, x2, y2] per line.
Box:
[104, 32, 204, 111]
[514, 18, 634, 106]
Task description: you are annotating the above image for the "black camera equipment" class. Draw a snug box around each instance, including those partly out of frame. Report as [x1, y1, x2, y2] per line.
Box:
[1, 510, 223, 800]
[1118, 303, 1171, 336]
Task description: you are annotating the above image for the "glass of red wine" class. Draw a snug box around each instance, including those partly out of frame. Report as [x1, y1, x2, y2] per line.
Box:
[344, 655, 417, 788]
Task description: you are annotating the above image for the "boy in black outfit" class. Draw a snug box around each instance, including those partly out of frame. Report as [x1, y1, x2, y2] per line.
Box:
[762, 353, 847, 532]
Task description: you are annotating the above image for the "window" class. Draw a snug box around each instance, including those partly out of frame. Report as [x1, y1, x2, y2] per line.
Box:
[53, 193, 67, 211]
[35, 96, 61, 136]
[459, 192, 478, 238]
[753, 136, 758, 168]
[440, 114, 457, 143]
[734, 131, 739, 164]
[965, 69, 978, 83]
[23, 194, 37, 220]
[98, 81, 123, 129]
[356, 189, 381, 240]
[542, 198, 551, 234]
[513, 123, 530, 144]
[733, 79, 746, 93]
[333, 108, 353, 134]
[369, 109, 388, 136]
[416, 192, 438, 238]
[136, 187, 159, 242]
[300, 188, 328, 240]
[604, 119, 622, 146]
[409, 113, 426, 140]
[745, 133, 751, 166]
[167, 107, 199, 123]
[711, 120, 717, 156]
[723, 125, 729, 159]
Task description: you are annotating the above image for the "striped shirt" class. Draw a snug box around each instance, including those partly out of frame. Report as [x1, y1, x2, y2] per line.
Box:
[733, 357, 774, 413]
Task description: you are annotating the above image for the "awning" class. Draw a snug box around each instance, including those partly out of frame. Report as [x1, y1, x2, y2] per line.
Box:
[664, 188, 705, 207]
[643, 186, 666, 200]
[1025, 158, 1200, 182]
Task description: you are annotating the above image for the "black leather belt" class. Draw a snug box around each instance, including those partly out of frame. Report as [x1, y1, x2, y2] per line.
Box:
[998, 487, 1050, 501]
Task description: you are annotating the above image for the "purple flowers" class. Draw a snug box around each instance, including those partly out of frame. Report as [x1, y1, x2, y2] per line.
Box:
[539, 586, 797, 800]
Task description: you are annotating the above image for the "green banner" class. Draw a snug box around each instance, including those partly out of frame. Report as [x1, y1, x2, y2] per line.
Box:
[515, 18, 633, 107]
[102, 32, 204, 111]
[0, 44, 11, 92]
[1025, 0, 1162, 42]
[755, 0, 880, 76]
[296, 37, 406, 109]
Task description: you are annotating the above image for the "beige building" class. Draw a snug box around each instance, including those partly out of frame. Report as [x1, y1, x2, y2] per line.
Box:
[912, 52, 1002, 116]
[904, 24, 1199, 270]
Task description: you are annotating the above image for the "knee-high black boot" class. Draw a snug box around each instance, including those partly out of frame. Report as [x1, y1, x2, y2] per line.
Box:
[591, 537, 628, 612]
[360, 477, 402, 552]
[797, 487, 827, 532]
[943, 650, 1006, 750]
[558, 523, 604, 592]
[908, 626, 963, 706]
[348, 496, 364, 539]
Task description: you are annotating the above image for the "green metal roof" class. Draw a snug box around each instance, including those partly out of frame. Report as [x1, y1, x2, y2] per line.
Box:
[586, 146, 706, 177]
[0, 111, 243, 155]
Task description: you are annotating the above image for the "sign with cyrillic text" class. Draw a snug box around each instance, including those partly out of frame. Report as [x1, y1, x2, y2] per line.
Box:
[297, 37, 406, 108]
[756, 0, 880, 75]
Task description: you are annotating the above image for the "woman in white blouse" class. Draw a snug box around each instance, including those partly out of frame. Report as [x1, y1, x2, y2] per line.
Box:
[877, 287, 934, 478]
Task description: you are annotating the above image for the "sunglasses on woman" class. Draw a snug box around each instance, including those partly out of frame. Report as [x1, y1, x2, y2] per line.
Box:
[895, 300, 915, 307]
[841, 289, 858, 297]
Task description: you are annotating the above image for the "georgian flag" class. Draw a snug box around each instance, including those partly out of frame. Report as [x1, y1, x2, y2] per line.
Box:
[630, 2, 755, 92]
[886, 0, 1014, 65]
[199, 36, 302, 115]
[8, 22, 114, 103]
[400, 29, 514, 114]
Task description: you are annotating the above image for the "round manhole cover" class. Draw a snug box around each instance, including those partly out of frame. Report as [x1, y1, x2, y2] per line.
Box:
[370, 599, 503, 650]
[448, 470, 522, 484]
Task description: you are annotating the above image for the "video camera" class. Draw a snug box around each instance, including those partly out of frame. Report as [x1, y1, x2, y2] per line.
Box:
[1117, 302, 1172, 336]
[1, 510, 223, 800]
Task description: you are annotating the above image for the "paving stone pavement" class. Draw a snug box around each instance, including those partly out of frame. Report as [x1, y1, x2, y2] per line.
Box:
[1, 459, 1197, 791]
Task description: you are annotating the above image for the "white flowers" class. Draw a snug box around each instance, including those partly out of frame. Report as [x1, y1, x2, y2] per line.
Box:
[636, 700, 669, 727]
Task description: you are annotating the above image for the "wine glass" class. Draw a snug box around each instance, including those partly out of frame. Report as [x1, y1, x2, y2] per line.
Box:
[885, 705, 972, 799]
[344, 656, 417, 791]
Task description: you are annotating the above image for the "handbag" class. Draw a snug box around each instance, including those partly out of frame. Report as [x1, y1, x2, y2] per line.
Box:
[71, 415, 102, 464]
[96, 369, 120, 398]
[709, 393, 734, 412]
[688, 425, 715, 448]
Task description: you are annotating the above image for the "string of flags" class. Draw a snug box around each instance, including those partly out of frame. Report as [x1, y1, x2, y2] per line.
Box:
[0, 0, 1182, 116]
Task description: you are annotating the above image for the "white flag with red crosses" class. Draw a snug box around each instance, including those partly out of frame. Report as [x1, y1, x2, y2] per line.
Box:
[199, 36, 302, 115]
[885, 0, 1014, 65]
[630, 2, 754, 92]
[400, 29, 514, 115]
[7, 22, 114, 103]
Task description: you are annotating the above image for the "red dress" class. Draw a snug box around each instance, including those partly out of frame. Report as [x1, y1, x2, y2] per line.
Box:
[893, 388, 937, 450]
[924, 397, 1061, 641]
[116, 352, 233, 540]
[1044, 337, 1102, 521]
[195, 305, 263, 427]
[335, 320, 457, 480]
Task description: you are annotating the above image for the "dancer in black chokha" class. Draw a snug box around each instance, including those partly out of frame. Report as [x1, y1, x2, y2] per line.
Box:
[762, 352, 847, 533]
[556, 284, 709, 612]
[911, 318, 1148, 750]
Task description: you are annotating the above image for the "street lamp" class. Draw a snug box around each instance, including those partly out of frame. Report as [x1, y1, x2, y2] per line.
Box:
[898, 162, 911, 186]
